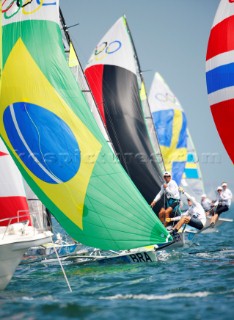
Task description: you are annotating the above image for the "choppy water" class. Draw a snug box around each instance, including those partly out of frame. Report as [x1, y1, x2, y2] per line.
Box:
[1, 211, 234, 320]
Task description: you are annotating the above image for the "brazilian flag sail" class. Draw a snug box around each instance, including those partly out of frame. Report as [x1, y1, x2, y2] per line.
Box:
[0, 1, 171, 250]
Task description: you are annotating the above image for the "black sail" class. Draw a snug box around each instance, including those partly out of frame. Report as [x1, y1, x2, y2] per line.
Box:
[85, 16, 164, 211]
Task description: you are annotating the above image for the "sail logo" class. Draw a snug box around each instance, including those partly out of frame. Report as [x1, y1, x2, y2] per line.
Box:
[2, 0, 56, 19]
[155, 92, 177, 104]
[4, 102, 80, 184]
[93, 41, 122, 61]
[0, 38, 102, 229]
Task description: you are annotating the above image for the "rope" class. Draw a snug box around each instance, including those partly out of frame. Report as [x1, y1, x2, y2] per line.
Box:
[52, 242, 72, 293]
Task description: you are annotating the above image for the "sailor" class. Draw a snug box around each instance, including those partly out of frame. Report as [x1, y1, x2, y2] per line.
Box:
[210, 184, 232, 227]
[221, 182, 232, 206]
[166, 188, 206, 236]
[201, 194, 212, 216]
[150, 171, 180, 226]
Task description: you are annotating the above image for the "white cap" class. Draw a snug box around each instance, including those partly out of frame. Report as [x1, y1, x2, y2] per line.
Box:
[201, 194, 206, 198]
[222, 182, 227, 187]
[217, 186, 222, 191]
[163, 171, 171, 177]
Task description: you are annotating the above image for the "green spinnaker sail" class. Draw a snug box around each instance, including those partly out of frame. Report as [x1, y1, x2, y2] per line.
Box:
[0, 1, 171, 250]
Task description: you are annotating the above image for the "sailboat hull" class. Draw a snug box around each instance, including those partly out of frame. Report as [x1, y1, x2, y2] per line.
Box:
[0, 227, 52, 290]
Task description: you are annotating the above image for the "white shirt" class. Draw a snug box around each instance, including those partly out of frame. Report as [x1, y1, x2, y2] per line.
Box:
[222, 188, 232, 207]
[214, 189, 232, 207]
[154, 179, 180, 203]
[174, 192, 206, 226]
[201, 198, 211, 211]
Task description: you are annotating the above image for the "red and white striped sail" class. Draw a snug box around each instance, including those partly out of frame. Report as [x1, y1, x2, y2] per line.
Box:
[0, 138, 29, 226]
[206, 0, 234, 163]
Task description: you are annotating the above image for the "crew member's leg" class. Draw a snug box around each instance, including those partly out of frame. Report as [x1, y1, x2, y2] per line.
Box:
[172, 216, 191, 232]
[210, 205, 228, 226]
[158, 208, 166, 224]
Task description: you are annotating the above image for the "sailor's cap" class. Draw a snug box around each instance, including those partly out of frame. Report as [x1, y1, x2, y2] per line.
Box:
[163, 171, 171, 177]
[222, 182, 227, 187]
[217, 186, 222, 191]
[201, 194, 206, 198]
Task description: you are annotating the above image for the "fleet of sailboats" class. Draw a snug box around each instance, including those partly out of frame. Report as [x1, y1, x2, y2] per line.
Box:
[0, 0, 232, 290]
[0, 0, 171, 273]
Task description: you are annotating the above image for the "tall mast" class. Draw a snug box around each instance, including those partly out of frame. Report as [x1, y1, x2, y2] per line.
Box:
[123, 16, 165, 176]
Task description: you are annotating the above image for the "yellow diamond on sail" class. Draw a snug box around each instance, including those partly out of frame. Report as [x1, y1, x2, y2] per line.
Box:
[0, 38, 101, 229]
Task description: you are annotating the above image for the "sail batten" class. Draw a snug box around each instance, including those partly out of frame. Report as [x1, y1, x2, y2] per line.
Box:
[0, 2, 170, 249]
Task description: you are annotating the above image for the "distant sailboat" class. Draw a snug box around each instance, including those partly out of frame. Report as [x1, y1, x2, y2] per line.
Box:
[181, 130, 205, 198]
[148, 72, 187, 186]
[0, 1, 171, 251]
[148, 72, 205, 198]
[206, 0, 234, 163]
[85, 16, 164, 210]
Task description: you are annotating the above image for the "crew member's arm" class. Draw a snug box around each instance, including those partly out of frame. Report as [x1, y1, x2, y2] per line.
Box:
[151, 186, 163, 207]
[166, 211, 188, 222]
[183, 191, 196, 205]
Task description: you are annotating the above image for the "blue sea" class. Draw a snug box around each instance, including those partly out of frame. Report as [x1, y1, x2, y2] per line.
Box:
[1, 210, 234, 320]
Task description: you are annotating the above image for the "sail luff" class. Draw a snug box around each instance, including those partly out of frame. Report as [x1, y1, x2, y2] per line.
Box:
[123, 16, 165, 175]
[59, 9, 115, 155]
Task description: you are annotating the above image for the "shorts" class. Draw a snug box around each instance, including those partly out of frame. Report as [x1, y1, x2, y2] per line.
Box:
[215, 204, 229, 215]
[166, 198, 180, 210]
[188, 217, 203, 230]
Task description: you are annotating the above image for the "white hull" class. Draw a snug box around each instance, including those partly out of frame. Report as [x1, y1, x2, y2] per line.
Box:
[0, 224, 52, 290]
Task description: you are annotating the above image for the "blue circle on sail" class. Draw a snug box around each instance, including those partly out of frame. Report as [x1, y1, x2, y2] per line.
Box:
[3, 102, 80, 184]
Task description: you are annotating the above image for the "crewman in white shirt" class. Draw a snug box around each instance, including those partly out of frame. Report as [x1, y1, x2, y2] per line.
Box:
[166, 188, 206, 236]
[201, 194, 212, 216]
[150, 171, 180, 227]
[210, 183, 232, 227]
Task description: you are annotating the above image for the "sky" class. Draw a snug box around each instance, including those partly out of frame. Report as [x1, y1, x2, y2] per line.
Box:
[60, 0, 232, 198]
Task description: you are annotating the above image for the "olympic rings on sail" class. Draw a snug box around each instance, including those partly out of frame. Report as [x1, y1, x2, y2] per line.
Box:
[2, 0, 56, 19]
[94, 41, 122, 61]
[154, 93, 177, 103]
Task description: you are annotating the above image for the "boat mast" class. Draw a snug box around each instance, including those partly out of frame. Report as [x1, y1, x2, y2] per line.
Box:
[123, 16, 165, 177]
[59, 8, 115, 154]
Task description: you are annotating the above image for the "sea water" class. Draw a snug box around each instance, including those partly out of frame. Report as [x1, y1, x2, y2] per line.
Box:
[0, 210, 233, 320]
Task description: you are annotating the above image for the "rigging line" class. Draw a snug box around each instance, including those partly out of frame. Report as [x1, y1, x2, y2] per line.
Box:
[52, 241, 72, 293]
[66, 23, 80, 30]
[60, 12, 116, 155]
